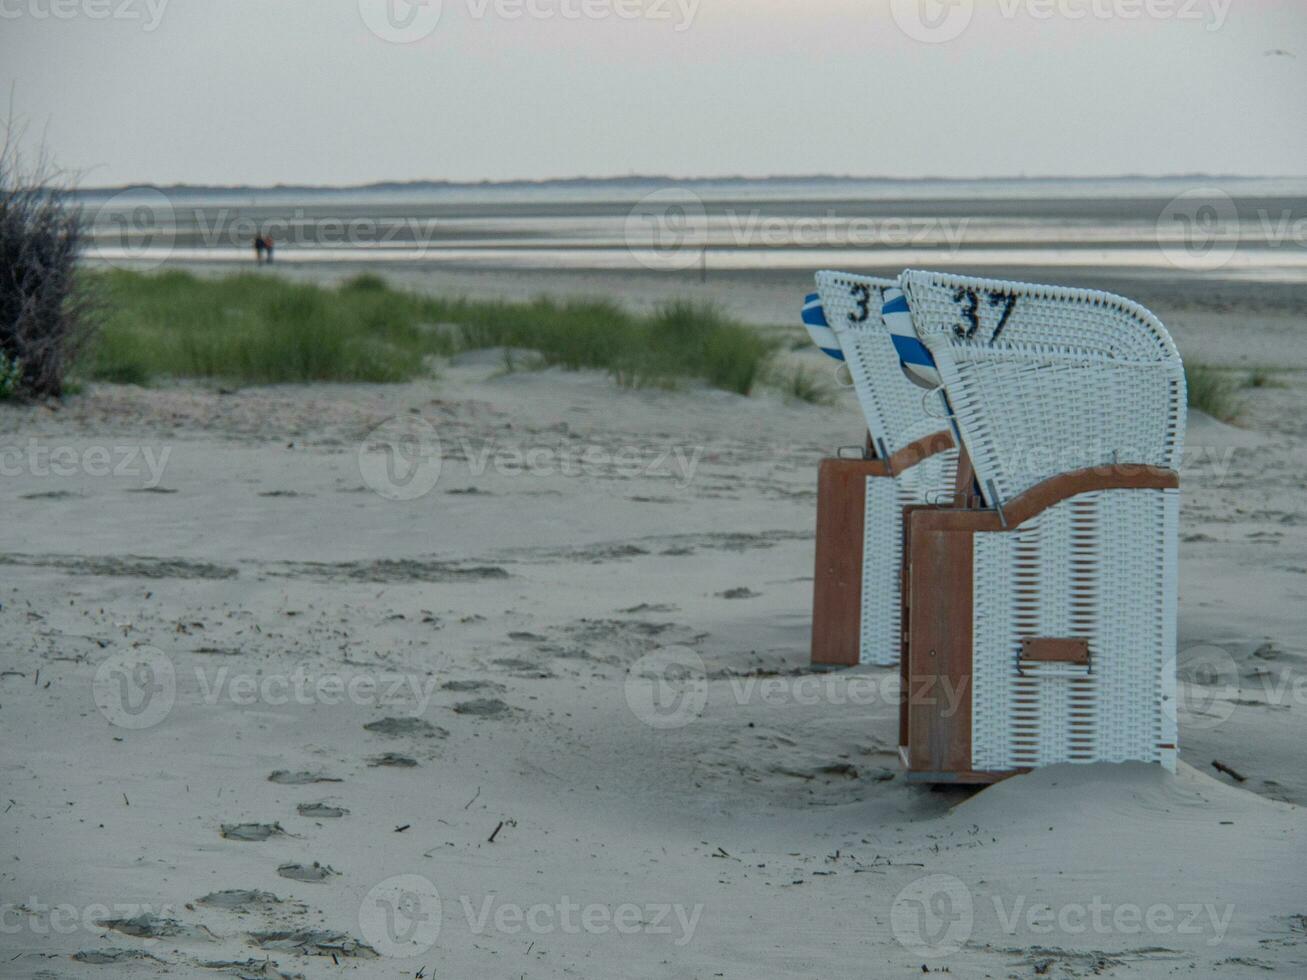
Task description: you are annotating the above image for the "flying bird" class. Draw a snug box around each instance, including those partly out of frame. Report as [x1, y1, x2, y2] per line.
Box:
[1264, 49, 1296, 58]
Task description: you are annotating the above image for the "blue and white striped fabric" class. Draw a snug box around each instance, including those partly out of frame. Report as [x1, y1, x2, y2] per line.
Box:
[882, 288, 940, 389]
[801, 293, 844, 361]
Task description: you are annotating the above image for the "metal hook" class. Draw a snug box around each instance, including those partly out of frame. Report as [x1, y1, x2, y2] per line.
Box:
[921, 387, 949, 419]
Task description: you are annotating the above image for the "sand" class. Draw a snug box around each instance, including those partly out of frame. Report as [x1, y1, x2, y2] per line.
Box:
[1, 267, 1305, 977]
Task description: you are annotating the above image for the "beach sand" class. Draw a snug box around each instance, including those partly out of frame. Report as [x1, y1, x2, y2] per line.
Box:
[1, 264, 1305, 977]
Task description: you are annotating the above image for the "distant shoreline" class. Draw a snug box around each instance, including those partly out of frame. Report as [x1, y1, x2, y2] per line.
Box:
[73, 172, 1307, 197]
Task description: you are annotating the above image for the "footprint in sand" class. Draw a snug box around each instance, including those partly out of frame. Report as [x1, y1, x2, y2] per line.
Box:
[368, 752, 419, 768]
[268, 770, 342, 785]
[619, 603, 678, 614]
[196, 889, 287, 912]
[442, 679, 506, 693]
[816, 763, 860, 779]
[452, 698, 512, 718]
[363, 717, 448, 738]
[298, 802, 350, 818]
[250, 929, 377, 958]
[220, 822, 290, 842]
[276, 862, 338, 883]
[98, 913, 212, 941]
[548, 646, 593, 661]
[717, 587, 761, 599]
[73, 949, 165, 965]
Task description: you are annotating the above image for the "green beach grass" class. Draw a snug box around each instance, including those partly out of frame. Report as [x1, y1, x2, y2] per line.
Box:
[1185, 363, 1243, 423]
[86, 270, 779, 395]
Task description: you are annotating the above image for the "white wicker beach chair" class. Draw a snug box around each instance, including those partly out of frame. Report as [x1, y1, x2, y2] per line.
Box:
[805, 273, 958, 667]
[896, 271, 1185, 780]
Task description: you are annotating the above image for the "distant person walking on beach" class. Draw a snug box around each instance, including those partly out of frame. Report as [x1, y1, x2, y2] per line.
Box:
[254, 235, 266, 264]
[264, 234, 275, 264]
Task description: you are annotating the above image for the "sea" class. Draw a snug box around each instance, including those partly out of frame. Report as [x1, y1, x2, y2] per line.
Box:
[76, 176, 1307, 284]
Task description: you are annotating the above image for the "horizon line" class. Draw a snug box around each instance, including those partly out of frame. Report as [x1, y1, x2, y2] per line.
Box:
[74, 172, 1307, 195]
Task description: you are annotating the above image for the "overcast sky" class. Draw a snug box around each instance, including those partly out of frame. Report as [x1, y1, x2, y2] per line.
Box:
[3, 0, 1304, 187]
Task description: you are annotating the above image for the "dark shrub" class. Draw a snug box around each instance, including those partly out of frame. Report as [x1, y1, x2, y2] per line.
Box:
[0, 134, 97, 398]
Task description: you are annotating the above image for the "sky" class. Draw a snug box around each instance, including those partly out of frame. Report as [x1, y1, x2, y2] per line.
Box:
[2, 0, 1305, 187]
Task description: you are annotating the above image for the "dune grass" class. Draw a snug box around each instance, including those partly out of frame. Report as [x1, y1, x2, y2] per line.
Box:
[85, 270, 778, 394]
[89, 271, 416, 384]
[772, 364, 835, 406]
[1244, 368, 1285, 390]
[1185, 363, 1243, 423]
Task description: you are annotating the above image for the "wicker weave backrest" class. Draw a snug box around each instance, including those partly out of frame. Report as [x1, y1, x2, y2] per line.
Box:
[899, 270, 1187, 506]
[813, 270, 951, 458]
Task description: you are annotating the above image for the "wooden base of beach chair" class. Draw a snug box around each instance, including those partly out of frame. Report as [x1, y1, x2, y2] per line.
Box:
[811, 456, 892, 668]
[898, 465, 1180, 782]
[898, 749, 1024, 786]
[810, 431, 954, 668]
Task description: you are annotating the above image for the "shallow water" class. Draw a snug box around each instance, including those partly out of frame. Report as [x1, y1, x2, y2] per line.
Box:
[79, 175, 1307, 284]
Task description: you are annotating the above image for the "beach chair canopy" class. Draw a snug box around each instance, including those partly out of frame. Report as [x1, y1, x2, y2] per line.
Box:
[810, 271, 951, 461]
[898, 270, 1187, 507]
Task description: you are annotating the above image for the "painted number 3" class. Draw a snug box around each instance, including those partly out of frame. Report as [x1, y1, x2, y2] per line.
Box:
[848, 283, 873, 323]
[953, 287, 1018, 343]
